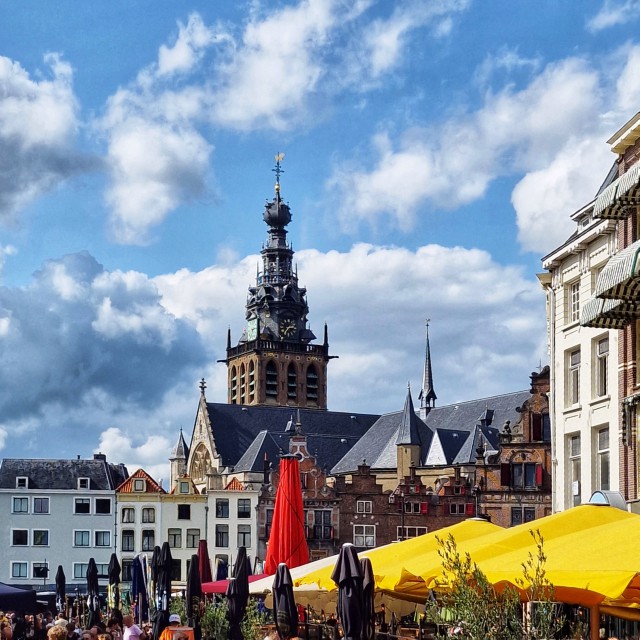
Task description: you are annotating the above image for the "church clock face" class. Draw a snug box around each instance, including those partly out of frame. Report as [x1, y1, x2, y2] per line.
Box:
[279, 318, 296, 338]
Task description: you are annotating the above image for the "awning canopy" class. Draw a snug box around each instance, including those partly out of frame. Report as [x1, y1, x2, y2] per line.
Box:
[593, 163, 640, 219]
[580, 296, 639, 329]
[594, 238, 640, 300]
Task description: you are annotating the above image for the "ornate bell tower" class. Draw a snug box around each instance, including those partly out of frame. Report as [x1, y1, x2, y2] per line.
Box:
[224, 154, 332, 409]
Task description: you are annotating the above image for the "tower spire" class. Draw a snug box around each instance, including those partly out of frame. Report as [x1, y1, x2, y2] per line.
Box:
[419, 319, 437, 412]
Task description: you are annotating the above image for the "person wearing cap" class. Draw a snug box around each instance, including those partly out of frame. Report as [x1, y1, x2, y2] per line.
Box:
[158, 616, 181, 640]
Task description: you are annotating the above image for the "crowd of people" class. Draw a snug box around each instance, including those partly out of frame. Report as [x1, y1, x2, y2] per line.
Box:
[0, 611, 168, 640]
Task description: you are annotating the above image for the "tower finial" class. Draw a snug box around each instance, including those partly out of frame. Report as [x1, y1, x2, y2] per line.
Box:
[199, 378, 207, 396]
[273, 152, 285, 194]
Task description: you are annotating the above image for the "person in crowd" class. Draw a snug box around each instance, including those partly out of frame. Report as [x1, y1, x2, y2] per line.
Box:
[122, 616, 146, 640]
[47, 626, 66, 640]
[106, 620, 122, 640]
[159, 614, 181, 640]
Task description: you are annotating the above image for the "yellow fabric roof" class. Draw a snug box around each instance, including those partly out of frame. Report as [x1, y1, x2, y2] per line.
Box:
[295, 506, 640, 610]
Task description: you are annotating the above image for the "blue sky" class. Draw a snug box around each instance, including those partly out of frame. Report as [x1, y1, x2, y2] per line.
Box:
[0, 0, 638, 481]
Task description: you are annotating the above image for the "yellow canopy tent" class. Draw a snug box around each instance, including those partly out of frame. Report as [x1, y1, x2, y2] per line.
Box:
[294, 517, 502, 599]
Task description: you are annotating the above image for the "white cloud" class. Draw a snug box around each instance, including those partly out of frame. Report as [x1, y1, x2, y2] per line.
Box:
[586, 0, 640, 32]
[0, 426, 7, 450]
[95, 427, 173, 485]
[0, 54, 88, 221]
[158, 13, 219, 76]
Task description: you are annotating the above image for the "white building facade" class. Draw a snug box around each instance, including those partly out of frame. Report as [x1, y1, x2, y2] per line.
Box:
[0, 455, 127, 590]
[540, 195, 620, 511]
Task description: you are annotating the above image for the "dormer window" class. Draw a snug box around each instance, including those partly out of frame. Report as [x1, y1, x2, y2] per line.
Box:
[179, 481, 190, 494]
[78, 478, 90, 490]
[16, 477, 28, 489]
[133, 479, 145, 492]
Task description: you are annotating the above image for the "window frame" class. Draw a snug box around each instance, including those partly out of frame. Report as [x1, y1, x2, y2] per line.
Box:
[353, 524, 376, 548]
[74, 530, 90, 547]
[33, 529, 50, 546]
[95, 498, 112, 515]
[12, 497, 29, 514]
[168, 528, 182, 548]
[74, 498, 91, 515]
[177, 504, 191, 520]
[11, 562, 28, 579]
[94, 530, 111, 547]
[356, 500, 372, 514]
[237, 498, 251, 519]
[121, 529, 135, 552]
[11, 528, 29, 546]
[186, 528, 200, 549]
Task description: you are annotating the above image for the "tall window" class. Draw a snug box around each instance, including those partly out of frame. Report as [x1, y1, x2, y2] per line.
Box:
[287, 364, 297, 400]
[121, 529, 135, 552]
[265, 509, 274, 538]
[240, 364, 246, 404]
[596, 427, 610, 491]
[121, 508, 135, 523]
[142, 507, 155, 523]
[237, 525, 251, 547]
[353, 525, 375, 547]
[215, 524, 229, 548]
[595, 337, 609, 397]
[569, 434, 581, 507]
[73, 564, 88, 580]
[248, 361, 256, 403]
[168, 528, 182, 548]
[568, 281, 580, 323]
[33, 497, 49, 514]
[216, 499, 229, 518]
[308, 510, 332, 540]
[230, 366, 238, 404]
[511, 462, 539, 489]
[237, 499, 251, 519]
[567, 348, 580, 406]
[306, 366, 319, 404]
[142, 529, 155, 551]
[186, 529, 200, 548]
[122, 560, 133, 582]
[265, 361, 278, 399]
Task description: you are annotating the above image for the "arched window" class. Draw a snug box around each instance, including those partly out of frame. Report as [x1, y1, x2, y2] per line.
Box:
[240, 364, 246, 404]
[248, 361, 256, 403]
[287, 363, 297, 401]
[266, 361, 278, 400]
[306, 365, 319, 404]
[230, 366, 238, 404]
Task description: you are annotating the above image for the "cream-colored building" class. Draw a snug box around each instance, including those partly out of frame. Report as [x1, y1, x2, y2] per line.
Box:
[540, 190, 620, 512]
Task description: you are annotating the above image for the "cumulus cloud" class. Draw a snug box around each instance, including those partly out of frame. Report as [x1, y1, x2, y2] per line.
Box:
[326, 43, 640, 254]
[586, 0, 640, 32]
[0, 54, 90, 222]
[0, 250, 206, 431]
[95, 427, 173, 485]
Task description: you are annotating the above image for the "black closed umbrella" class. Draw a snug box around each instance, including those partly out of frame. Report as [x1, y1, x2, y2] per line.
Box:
[55, 566, 66, 615]
[131, 556, 148, 625]
[186, 555, 202, 640]
[226, 547, 250, 640]
[108, 553, 121, 615]
[152, 542, 173, 640]
[86, 558, 101, 628]
[360, 558, 375, 640]
[331, 544, 363, 640]
[272, 563, 298, 640]
[150, 546, 162, 610]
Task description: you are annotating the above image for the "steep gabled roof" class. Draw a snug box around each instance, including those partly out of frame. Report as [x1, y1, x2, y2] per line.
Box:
[396, 389, 422, 446]
[225, 477, 245, 491]
[0, 457, 128, 490]
[332, 389, 530, 475]
[233, 430, 283, 473]
[171, 429, 189, 460]
[203, 403, 379, 472]
[116, 468, 165, 494]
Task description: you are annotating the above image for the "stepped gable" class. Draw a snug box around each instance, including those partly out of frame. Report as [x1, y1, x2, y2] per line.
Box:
[204, 402, 379, 471]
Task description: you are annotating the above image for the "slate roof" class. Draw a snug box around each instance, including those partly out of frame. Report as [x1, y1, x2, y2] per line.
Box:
[395, 389, 422, 445]
[171, 429, 189, 460]
[0, 457, 129, 490]
[332, 389, 531, 474]
[203, 403, 380, 472]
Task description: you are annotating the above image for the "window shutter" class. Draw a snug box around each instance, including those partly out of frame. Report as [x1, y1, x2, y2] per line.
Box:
[535, 463, 543, 487]
[465, 503, 474, 516]
[500, 463, 511, 486]
[532, 414, 543, 441]
[420, 502, 428, 515]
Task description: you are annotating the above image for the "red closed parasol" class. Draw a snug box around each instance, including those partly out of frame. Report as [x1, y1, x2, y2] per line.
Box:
[264, 455, 309, 575]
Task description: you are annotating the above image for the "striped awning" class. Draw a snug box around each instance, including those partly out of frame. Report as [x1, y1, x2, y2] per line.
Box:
[581, 296, 639, 329]
[593, 163, 640, 219]
[594, 239, 640, 300]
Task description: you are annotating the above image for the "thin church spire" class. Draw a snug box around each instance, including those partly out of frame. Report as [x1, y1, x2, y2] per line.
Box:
[419, 319, 437, 411]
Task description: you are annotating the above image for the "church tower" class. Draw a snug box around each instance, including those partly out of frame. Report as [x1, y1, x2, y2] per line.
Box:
[224, 154, 331, 409]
